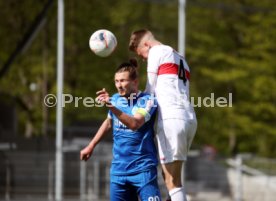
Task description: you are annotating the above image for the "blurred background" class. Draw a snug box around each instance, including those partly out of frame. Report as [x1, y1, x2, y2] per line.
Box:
[0, 0, 275, 200]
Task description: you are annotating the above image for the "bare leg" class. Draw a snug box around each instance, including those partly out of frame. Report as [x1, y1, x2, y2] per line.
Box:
[161, 161, 187, 201]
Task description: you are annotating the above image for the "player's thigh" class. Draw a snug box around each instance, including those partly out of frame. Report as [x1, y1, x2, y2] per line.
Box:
[186, 119, 197, 150]
[110, 179, 138, 201]
[129, 168, 161, 201]
[156, 119, 192, 163]
[138, 179, 161, 201]
[156, 119, 183, 164]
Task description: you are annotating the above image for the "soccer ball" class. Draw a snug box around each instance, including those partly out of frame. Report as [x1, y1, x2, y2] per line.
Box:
[89, 29, 117, 57]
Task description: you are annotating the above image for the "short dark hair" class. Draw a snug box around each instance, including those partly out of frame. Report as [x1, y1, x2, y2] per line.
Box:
[115, 58, 139, 80]
[128, 29, 150, 52]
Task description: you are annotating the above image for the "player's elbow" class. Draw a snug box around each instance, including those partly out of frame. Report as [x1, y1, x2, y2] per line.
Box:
[128, 120, 144, 131]
[128, 123, 139, 131]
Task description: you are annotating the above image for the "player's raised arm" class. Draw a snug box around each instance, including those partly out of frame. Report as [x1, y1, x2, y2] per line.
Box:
[96, 90, 144, 131]
[80, 118, 112, 161]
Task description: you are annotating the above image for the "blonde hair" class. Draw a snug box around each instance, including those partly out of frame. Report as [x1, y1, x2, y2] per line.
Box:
[129, 29, 154, 52]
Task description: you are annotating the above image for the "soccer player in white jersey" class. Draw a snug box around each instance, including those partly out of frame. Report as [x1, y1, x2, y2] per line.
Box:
[129, 29, 197, 201]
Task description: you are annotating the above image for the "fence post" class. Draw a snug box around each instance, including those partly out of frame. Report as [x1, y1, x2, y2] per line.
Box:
[80, 160, 87, 201]
[5, 160, 10, 201]
[93, 161, 100, 198]
[235, 155, 243, 201]
[48, 161, 54, 201]
[87, 171, 93, 201]
[105, 164, 110, 197]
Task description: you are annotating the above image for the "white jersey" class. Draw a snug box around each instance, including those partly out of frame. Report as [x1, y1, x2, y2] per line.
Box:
[145, 45, 196, 120]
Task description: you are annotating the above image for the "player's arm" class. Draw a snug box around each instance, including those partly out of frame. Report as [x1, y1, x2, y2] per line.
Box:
[108, 96, 156, 130]
[144, 50, 159, 94]
[109, 106, 146, 130]
[80, 118, 112, 161]
[96, 88, 154, 131]
[145, 72, 157, 94]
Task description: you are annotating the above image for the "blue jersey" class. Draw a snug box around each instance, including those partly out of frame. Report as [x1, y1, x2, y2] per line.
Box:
[108, 91, 158, 176]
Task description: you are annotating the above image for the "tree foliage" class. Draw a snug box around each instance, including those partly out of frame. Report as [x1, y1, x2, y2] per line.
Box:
[0, 0, 275, 156]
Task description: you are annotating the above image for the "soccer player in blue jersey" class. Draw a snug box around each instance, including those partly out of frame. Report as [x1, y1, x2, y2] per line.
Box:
[80, 59, 161, 201]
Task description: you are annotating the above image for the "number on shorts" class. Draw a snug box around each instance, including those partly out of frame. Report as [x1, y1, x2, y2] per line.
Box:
[148, 196, 160, 201]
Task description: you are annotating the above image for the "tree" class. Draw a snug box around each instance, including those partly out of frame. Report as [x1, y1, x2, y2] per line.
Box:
[0, 0, 275, 157]
[187, 0, 276, 156]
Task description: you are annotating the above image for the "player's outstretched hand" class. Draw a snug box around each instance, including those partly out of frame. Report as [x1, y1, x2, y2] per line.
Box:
[80, 146, 93, 161]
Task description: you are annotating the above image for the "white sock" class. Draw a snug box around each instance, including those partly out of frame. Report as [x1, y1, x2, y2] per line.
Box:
[169, 187, 187, 201]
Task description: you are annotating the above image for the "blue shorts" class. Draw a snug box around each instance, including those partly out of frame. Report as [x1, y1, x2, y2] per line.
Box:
[110, 167, 161, 201]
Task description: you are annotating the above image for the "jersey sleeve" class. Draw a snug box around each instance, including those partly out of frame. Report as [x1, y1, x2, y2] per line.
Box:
[135, 95, 157, 123]
[144, 47, 160, 94]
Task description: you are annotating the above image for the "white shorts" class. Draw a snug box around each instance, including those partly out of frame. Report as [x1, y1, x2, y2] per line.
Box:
[156, 119, 197, 164]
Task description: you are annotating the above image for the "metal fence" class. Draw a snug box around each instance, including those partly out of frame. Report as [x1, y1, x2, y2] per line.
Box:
[1, 146, 276, 201]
